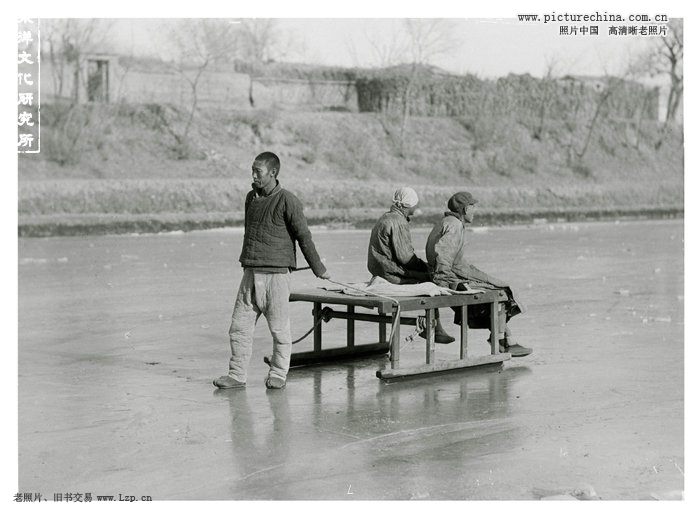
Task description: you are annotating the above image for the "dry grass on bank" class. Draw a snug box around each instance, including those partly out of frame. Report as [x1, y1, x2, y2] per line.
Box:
[19, 178, 683, 216]
[18, 103, 683, 232]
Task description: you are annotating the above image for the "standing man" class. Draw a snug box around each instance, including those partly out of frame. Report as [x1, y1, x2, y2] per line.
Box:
[214, 152, 330, 390]
[426, 192, 532, 357]
[367, 187, 454, 343]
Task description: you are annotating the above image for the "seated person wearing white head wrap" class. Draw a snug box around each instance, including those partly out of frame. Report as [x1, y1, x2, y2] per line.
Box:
[367, 187, 454, 343]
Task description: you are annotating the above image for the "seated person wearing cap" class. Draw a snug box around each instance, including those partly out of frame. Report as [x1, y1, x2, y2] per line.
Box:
[426, 192, 532, 357]
[367, 187, 454, 344]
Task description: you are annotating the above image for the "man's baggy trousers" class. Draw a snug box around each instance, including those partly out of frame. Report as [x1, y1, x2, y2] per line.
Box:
[228, 269, 292, 382]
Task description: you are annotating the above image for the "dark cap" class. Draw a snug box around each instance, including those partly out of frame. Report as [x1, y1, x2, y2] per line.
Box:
[448, 192, 478, 212]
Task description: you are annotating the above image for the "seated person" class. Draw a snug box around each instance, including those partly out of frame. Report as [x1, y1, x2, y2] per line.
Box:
[367, 187, 454, 344]
[426, 191, 532, 357]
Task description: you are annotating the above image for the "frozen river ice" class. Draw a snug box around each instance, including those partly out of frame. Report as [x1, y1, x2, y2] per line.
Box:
[18, 219, 683, 499]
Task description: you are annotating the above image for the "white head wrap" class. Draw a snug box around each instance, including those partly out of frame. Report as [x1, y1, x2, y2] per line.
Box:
[392, 187, 419, 208]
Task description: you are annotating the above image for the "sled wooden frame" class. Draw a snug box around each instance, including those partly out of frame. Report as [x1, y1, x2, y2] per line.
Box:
[273, 288, 511, 380]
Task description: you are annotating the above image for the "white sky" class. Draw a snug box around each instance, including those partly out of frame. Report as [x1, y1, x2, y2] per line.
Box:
[108, 17, 659, 80]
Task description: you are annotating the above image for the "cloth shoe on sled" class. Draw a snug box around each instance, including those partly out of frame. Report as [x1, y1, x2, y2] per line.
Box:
[418, 329, 456, 344]
[486, 337, 533, 357]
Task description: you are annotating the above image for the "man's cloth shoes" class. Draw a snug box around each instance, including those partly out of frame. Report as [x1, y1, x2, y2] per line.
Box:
[499, 343, 533, 357]
[486, 337, 533, 357]
[418, 329, 456, 344]
[213, 375, 246, 389]
[265, 376, 286, 389]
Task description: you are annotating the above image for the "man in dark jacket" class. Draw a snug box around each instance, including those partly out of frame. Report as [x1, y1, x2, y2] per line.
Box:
[214, 151, 331, 390]
[367, 187, 454, 344]
[426, 191, 531, 357]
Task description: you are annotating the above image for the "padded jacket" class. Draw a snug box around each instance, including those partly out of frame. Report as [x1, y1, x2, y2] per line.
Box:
[426, 212, 503, 289]
[238, 182, 326, 277]
[367, 206, 430, 284]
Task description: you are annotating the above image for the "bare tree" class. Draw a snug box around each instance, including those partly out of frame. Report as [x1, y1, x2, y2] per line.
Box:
[167, 19, 239, 150]
[348, 20, 458, 155]
[397, 19, 458, 153]
[39, 19, 115, 165]
[574, 76, 622, 160]
[533, 55, 559, 140]
[238, 19, 279, 63]
[559, 48, 659, 165]
[365, 25, 409, 68]
[403, 19, 458, 65]
[651, 20, 683, 124]
[235, 19, 287, 107]
[559, 81, 585, 166]
[42, 19, 114, 100]
[620, 49, 654, 150]
[642, 19, 683, 148]
[625, 19, 682, 149]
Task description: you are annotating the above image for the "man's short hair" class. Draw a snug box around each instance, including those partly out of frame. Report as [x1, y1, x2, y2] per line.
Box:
[254, 151, 280, 175]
